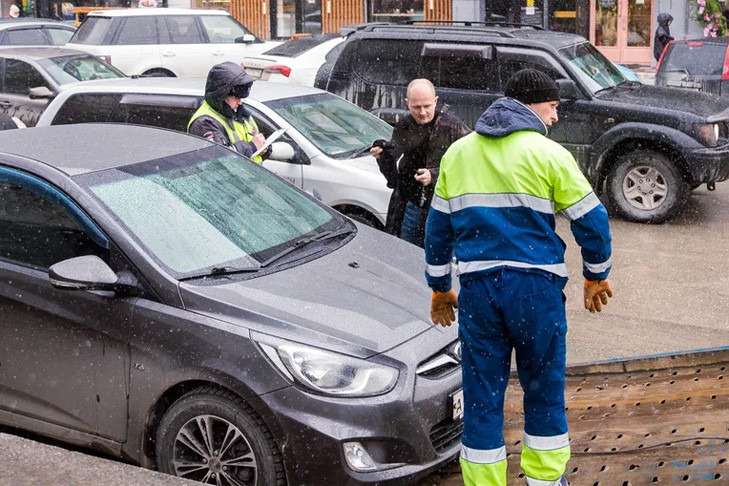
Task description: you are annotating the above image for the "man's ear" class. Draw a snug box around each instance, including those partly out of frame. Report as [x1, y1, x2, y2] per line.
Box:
[434, 96, 439, 105]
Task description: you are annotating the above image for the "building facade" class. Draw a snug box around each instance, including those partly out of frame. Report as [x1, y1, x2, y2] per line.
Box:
[4, 0, 707, 66]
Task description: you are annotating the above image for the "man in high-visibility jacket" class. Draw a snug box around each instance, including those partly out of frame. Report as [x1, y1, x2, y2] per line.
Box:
[425, 69, 614, 486]
[188, 62, 267, 163]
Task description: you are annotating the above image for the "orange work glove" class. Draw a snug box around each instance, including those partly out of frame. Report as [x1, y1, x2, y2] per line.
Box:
[431, 290, 458, 327]
[584, 279, 613, 313]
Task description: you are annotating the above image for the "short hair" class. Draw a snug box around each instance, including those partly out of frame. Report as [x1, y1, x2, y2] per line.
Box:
[406, 79, 436, 99]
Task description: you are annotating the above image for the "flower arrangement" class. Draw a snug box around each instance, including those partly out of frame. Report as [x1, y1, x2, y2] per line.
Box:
[693, 0, 727, 37]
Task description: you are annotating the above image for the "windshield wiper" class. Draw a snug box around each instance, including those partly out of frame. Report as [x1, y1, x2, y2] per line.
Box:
[257, 227, 355, 268]
[180, 264, 261, 281]
[345, 145, 374, 159]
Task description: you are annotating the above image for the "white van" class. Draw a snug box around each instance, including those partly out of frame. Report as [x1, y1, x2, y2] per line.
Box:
[66, 9, 281, 77]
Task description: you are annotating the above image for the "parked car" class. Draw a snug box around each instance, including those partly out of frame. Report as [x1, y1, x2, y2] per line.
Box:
[0, 18, 75, 46]
[0, 122, 462, 485]
[655, 37, 729, 96]
[243, 33, 344, 86]
[35, 77, 393, 228]
[66, 8, 282, 77]
[0, 46, 125, 127]
[315, 22, 729, 223]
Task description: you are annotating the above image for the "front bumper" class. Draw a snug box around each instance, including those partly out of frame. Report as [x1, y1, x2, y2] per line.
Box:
[261, 347, 463, 485]
[684, 142, 729, 183]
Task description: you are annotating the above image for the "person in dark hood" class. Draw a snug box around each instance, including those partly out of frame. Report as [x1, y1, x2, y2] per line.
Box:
[424, 69, 613, 486]
[188, 62, 267, 162]
[654, 13, 674, 62]
[370, 78, 470, 248]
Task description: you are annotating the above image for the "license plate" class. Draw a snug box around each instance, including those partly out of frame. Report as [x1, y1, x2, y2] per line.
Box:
[451, 388, 464, 421]
[246, 68, 263, 78]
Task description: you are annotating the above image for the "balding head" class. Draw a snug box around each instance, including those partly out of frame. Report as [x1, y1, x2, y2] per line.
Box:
[406, 79, 438, 125]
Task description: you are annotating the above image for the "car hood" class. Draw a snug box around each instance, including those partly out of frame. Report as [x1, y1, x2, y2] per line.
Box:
[341, 154, 382, 175]
[178, 224, 444, 358]
[596, 84, 729, 118]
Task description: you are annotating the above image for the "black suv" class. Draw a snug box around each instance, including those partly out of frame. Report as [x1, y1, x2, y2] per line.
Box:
[316, 23, 729, 223]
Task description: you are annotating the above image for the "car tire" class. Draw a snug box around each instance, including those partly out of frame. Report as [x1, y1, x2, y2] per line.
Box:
[156, 387, 286, 486]
[607, 150, 688, 223]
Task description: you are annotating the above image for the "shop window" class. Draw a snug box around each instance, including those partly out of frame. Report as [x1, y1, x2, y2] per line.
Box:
[371, 0, 423, 22]
[352, 39, 422, 86]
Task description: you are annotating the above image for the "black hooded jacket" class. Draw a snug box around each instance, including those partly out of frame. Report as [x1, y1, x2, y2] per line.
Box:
[654, 13, 674, 61]
[189, 62, 259, 157]
[376, 104, 470, 237]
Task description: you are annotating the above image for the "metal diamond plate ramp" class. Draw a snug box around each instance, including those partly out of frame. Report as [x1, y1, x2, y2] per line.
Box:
[420, 348, 729, 485]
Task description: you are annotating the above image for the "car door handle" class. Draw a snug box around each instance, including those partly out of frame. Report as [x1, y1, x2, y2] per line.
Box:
[0, 101, 11, 108]
[212, 50, 224, 56]
[162, 51, 176, 57]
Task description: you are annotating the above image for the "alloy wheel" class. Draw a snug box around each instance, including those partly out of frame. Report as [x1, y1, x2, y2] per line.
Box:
[622, 165, 668, 210]
[172, 414, 258, 486]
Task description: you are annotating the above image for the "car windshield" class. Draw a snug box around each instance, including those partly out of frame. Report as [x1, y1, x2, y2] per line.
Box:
[79, 146, 343, 279]
[38, 55, 125, 85]
[264, 93, 393, 158]
[559, 42, 626, 94]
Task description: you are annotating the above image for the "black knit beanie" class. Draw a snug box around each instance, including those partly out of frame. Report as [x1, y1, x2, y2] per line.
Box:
[505, 69, 560, 104]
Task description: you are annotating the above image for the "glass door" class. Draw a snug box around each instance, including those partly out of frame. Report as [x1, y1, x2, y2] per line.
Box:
[592, 0, 653, 64]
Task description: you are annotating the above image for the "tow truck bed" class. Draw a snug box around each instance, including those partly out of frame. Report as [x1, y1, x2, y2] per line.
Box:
[422, 347, 729, 485]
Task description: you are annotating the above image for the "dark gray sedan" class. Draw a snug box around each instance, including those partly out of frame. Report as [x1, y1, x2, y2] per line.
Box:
[0, 124, 462, 485]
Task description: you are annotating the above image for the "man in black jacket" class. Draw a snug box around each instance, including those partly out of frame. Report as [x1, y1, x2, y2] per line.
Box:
[370, 79, 470, 247]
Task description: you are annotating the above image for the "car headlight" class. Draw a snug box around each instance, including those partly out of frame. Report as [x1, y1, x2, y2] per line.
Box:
[693, 123, 721, 147]
[258, 342, 399, 397]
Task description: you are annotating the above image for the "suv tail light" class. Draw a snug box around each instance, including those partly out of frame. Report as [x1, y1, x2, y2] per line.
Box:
[722, 45, 729, 80]
[264, 65, 292, 77]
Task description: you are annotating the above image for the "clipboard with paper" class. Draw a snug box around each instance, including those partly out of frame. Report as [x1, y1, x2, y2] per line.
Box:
[251, 127, 288, 158]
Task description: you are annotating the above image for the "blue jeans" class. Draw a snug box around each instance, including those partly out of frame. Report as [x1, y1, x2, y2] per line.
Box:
[400, 202, 425, 248]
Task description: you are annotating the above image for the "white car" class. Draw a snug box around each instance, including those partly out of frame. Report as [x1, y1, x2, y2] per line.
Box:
[243, 34, 344, 86]
[36, 77, 392, 228]
[66, 8, 282, 77]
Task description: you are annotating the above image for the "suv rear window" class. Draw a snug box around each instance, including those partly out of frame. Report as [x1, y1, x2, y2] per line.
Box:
[660, 42, 726, 76]
[52, 93, 122, 125]
[71, 16, 113, 45]
[263, 34, 338, 57]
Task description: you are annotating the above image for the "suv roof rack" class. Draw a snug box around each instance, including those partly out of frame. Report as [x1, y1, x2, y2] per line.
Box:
[401, 19, 545, 30]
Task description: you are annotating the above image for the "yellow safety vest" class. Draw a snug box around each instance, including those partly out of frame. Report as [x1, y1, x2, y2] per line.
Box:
[188, 101, 263, 163]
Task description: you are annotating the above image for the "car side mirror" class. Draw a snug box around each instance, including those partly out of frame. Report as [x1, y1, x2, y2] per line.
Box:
[556, 79, 584, 100]
[268, 141, 296, 162]
[29, 86, 55, 100]
[49, 255, 133, 292]
[235, 34, 256, 44]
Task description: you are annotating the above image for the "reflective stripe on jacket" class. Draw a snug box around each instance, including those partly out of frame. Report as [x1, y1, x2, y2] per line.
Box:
[188, 101, 262, 163]
[425, 97, 612, 292]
